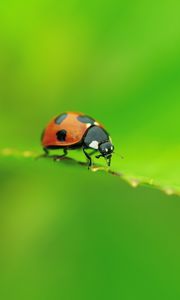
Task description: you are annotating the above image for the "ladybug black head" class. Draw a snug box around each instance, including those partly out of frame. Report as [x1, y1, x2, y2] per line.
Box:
[98, 142, 114, 157]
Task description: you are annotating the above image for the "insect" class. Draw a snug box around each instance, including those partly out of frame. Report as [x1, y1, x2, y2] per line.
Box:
[41, 112, 114, 168]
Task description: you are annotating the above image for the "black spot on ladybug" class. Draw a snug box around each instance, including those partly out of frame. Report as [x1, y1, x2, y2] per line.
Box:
[77, 115, 95, 125]
[55, 113, 67, 125]
[56, 129, 67, 142]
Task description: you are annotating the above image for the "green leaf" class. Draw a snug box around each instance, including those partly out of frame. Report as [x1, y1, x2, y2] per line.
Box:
[1, 156, 180, 300]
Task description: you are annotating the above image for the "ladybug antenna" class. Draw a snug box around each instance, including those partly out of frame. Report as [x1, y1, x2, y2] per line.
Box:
[96, 153, 124, 160]
[113, 152, 124, 159]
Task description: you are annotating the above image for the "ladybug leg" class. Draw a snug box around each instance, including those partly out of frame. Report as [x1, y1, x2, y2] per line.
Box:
[43, 147, 49, 156]
[62, 148, 68, 157]
[107, 155, 112, 167]
[53, 148, 68, 161]
[83, 148, 92, 168]
[89, 149, 97, 156]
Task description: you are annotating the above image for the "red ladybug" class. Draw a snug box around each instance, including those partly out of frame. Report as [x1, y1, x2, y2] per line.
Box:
[41, 112, 114, 167]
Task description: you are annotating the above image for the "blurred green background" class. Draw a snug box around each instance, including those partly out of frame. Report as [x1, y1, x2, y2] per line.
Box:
[1, 0, 180, 299]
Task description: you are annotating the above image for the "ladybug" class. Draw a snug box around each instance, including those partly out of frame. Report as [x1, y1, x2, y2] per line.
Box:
[41, 112, 114, 168]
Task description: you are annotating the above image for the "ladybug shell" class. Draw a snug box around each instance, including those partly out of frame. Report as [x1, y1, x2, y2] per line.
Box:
[42, 112, 103, 148]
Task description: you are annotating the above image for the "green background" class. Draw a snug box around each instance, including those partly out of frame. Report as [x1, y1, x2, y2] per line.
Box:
[0, 1, 180, 299]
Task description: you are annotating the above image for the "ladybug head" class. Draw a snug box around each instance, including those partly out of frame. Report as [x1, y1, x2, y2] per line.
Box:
[98, 142, 114, 158]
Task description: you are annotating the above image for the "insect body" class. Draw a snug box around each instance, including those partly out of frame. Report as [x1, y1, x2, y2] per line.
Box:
[41, 112, 114, 167]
